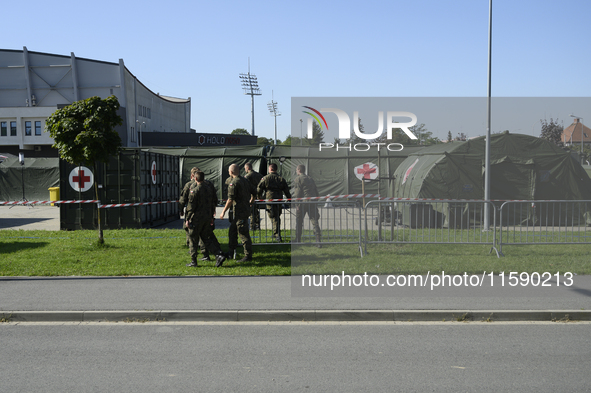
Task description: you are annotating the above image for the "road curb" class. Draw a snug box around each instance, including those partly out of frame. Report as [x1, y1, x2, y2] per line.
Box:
[2, 310, 590, 322]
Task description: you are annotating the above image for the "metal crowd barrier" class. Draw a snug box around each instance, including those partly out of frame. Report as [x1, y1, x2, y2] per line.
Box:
[498, 200, 591, 254]
[364, 199, 500, 257]
[249, 199, 365, 256]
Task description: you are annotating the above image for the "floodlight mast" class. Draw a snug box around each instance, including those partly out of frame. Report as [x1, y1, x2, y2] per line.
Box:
[267, 90, 281, 145]
[239, 59, 261, 136]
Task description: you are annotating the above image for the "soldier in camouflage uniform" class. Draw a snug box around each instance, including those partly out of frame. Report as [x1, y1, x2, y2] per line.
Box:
[185, 171, 227, 267]
[293, 164, 322, 247]
[257, 163, 291, 242]
[220, 164, 255, 263]
[224, 175, 237, 259]
[179, 167, 219, 261]
[244, 162, 263, 230]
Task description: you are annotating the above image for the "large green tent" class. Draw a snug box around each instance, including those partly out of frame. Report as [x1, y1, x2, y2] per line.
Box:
[394, 132, 591, 200]
[392, 132, 591, 226]
[147, 146, 267, 200]
[266, 145, 424, 197]
[0, 157, 59, 201]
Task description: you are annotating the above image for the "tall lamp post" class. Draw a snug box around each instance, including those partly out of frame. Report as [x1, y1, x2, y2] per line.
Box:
[570, 114, 584, 164]
[483, 0, 493, 230]
[136, 120, 145, 148]
[239, 59, 261, 136]
[267, 91, 281, 145]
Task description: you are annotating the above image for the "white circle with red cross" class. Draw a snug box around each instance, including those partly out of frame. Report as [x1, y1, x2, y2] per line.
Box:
[354, 162, 378, 181]
[151, 161, 157, 184]
[69, 166, 94, 192]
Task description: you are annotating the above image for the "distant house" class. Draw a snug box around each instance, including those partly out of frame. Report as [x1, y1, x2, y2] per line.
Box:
[562, 117, 591, 148]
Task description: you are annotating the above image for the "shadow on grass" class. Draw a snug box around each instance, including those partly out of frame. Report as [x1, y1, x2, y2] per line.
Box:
[0, 241, 49, 254]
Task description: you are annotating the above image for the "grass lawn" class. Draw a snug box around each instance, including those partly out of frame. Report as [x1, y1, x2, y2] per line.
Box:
[1, 228, 590, 276]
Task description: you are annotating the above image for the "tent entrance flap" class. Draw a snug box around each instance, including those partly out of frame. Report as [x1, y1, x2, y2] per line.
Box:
[487, 160, 536, 201]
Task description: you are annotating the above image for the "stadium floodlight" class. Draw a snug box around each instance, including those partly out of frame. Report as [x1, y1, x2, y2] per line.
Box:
[267, 91, 281, 145]
[239, 59, 262, 136]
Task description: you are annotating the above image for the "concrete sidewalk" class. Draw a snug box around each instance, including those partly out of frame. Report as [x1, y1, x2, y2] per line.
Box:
[1, 275, 590, 322]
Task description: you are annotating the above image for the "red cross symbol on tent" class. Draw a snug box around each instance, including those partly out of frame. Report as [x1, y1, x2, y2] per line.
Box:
[68, 166, 94, 192]
[151, 161, 157, 184]
[354, 162, 378, 181]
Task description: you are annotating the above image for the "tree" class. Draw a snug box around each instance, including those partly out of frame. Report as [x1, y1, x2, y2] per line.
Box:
[309, 121, 325, 145]
[231, 128, 250, 135]
[45, 95, 123, 243]
[539, 118, 564, 147]
[257, 136, 274, 145]
[346, 117, 366, 144]
[447, 131, 453, 143]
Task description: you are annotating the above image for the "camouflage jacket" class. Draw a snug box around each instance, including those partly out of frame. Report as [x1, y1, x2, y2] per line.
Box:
[178, 180, 195, 211]
[186, 182, 214, 223]
[245, 170, 263, 197]
[227, 176, 255, 220]
[293, 174, 319, 199]
[257, 173, 291, 200]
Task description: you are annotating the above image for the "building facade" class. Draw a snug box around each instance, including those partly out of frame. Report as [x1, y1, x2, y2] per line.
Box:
[0, 47, 191, 157]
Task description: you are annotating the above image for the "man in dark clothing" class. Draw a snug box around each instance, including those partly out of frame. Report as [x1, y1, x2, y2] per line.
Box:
[293, 164, 322, 247]
[179, 167, 219, 261]
[185, 171, 227, 267]
[220, 164, 255, 264]
[224, 175, 238, 259]
[257, 163, 291, 242]
[244, 162, 263, 230]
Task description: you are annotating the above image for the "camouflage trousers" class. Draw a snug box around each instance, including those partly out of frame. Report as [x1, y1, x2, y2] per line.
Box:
[295, 204, 321, 242]
[187, 219, 222, 260]
[229, 215, 253, 257]
[266, 204, 283, 238]
[249, 205, 261, 230]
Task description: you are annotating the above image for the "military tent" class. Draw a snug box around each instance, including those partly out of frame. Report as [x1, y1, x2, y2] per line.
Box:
[393, 132, 591, 226]
[147, 146, 267, 200]
[0, 156, 59, 201]
[266, 145, 425, 197]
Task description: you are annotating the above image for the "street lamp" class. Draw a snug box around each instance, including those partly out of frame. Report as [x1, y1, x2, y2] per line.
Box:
[136, 120, 145, 148]
[267, 91, 281, 145]
[570, 114, 584, 164]
[239, 59, 261, 136]
[483, 0, 493, 231]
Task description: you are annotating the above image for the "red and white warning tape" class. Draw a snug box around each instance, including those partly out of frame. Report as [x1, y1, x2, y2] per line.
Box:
[0, 200, 179, 208]
[0, 200, 99, 206]
[98, 201, 178, 209]
[254, 194, 380, 202]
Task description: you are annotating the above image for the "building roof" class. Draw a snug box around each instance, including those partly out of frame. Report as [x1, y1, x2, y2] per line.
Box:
[562, 118, 591, 144]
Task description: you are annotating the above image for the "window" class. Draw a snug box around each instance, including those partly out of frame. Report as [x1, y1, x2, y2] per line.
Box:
[35, 121, 42, 136]
[1, 122, 6, 137]
[25, 121, 32, 136]
[10, 121, 16, 136]
[131, 126, 136, 142]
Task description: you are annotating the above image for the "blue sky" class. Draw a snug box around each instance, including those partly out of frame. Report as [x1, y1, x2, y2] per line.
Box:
[4, 0, 590, 141]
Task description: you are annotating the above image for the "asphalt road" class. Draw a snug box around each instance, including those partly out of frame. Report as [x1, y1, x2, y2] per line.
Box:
[2, 322, 590, 393]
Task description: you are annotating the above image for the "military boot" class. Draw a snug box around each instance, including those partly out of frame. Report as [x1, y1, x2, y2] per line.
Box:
[186, 256, 198, 267]
[215, 252, 228, 267]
